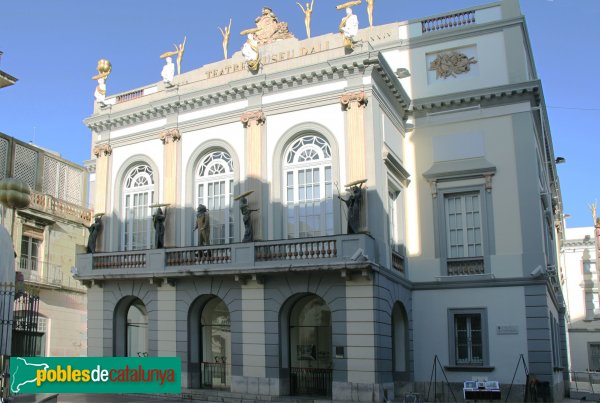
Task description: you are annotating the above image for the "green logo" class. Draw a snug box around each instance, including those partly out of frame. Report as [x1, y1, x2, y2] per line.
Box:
[10, 357, 181, 394]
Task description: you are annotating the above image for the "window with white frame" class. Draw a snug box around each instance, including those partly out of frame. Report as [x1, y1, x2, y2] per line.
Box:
[122, 164, 154, 251]
[195, 151, 234, 245]
[20, 232, 42, 271]
[448, 308, 488, 367]
[445, 193, 483, 259]
[283, 135, 334, 238]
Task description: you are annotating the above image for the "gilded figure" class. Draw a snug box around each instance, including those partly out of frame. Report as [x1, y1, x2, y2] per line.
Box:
[219, 19, 233, 60]
[160, 36, 187, 76]
[297, 0, 315, 39]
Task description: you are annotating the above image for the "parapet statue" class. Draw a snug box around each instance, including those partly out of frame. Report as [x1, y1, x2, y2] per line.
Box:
[297, 0, 315, 39]
[338, 180, 365, 234]
[153, 207, 166, 249]
[241, 32, 260, 72]
[237, 193, 259, 242]
[366, 0, 374, 28]
[194, 204, 210, 246]
[161, 57, 175, 84]
[338, 2, 360, 49]
[219, 19, 233, 60]
[91, 59, 111, 104]
[86, 215, 103, 254]
[252, 6, 295, 45]
[160, 37, 186, 76]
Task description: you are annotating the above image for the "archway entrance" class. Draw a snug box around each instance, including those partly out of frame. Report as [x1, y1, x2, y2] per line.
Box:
[392, 302, 409, 381]
[114, 297, 148, 357]
[189, 296, 231, 389]
[289, 294, 332, 396]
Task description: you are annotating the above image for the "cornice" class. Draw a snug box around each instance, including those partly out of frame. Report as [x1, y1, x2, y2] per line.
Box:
[412, 80, 541, 112]
[84, 51, 385, 133]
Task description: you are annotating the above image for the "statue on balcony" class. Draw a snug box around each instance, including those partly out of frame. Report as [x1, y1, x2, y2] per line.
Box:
[153, 207, 166, 249]
[86, 215, 103, 254]
[194, 204, 210, 246]
[338, 180, 365, 234]
[236, 192, 259, 242]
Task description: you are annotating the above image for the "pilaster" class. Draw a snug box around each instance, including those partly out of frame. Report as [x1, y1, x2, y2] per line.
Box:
[87, 285, 105, 356]
[341, 91, 368, 184]
[241, 111, 266, 240]
[156, 282, 177, 356]
[92, 144, 112, 251]
[160, 128, 182, 247]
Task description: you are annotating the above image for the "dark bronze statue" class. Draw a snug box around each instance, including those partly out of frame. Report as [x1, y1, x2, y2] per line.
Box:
[153, 207, 166, 248]
[86, 215, 103, 253]
[240, 196, 258, 242]
[194, 204, 210, 246]
[338, 182, 364, 234]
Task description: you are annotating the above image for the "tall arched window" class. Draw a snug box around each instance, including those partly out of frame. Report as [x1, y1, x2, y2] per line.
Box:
[283, 135, 333, 238]
[122, 164, 154, 250]
[196, 151, 234, 244]
[201, 297, 231, 389]
[127, 299, 148, 357]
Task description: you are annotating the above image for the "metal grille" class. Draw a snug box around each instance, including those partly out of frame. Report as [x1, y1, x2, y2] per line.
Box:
[0, 137, 8, 180]
[14, 144, 38, 190]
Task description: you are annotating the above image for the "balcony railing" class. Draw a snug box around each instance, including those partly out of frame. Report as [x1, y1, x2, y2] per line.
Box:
[447, 257, 484, 276]
[421, 10, 476, 33]
[18, 257, 86, 291]
[392, 251, 404, 273]
[29, 191, 92, 225]
[76, 234, 377, 279]
[201, 362, 230, 389]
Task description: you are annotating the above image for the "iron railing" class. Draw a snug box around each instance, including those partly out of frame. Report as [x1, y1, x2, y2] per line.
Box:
[201, 361, 230, 389]
[18, 258, 85, 291]
[569, 371, 600, 399]
[290, 367, 332, 396]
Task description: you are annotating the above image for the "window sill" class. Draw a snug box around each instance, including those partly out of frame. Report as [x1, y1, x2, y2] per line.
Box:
[444, 366, 495, 372]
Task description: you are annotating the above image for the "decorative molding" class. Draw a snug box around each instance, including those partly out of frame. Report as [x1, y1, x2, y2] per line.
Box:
[92, 144, 113, 158]
[429, 51, 477, 79]
[159, 128, 182, 144]
[340, 91, 368, 110]
[240, 110, 266, 128]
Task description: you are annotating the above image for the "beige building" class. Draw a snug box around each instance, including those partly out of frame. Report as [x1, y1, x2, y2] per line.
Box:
[0, 132, 92, 357]
[77, 1, 568, 401]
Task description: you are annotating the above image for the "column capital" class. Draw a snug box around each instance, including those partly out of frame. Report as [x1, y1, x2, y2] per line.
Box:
[340, 91, 368, 110]
[240, 110, 266, 128]
[159, 128, 182, 144]
[92, 144, 113, 158]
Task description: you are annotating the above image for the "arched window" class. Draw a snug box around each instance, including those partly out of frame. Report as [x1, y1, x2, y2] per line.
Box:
[122, 164, 155, 250]
[283, 135, 334, 238]
[196, 151, 234, 245]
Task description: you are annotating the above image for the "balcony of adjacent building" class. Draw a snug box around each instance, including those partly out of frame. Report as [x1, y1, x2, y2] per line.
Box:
[75, 232, 406, 284]
[18, 257, 86, 292]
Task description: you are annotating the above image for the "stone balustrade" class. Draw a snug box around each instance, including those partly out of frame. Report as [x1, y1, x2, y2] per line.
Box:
[421, 10, 476, 33]
[75, 234, 380, 280]
[29, 191, 92, 225]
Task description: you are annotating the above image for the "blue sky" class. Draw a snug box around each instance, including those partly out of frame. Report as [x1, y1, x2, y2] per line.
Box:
[0, 0, 598, 227]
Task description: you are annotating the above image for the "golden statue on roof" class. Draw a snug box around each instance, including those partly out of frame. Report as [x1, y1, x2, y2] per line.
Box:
[219, 19, 233, 60]
[297, 0, 315, 39]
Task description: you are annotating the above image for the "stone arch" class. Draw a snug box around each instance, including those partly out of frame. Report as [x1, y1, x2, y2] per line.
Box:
[113, 296, 148, 357]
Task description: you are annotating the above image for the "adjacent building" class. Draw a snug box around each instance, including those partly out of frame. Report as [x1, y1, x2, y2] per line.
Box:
[561, 223, 600, 373]
[0, 132, 91, 356]
[77, 1, 567, 401]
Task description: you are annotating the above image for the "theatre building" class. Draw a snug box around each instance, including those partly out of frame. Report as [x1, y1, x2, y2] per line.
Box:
[77, 1, 567, 400]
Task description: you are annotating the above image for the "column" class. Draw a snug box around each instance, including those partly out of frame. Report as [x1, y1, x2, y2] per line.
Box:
[241, 111, 266, 240]
[160, 128, 181, 247]
[340, 91, 368, 184]
[92, 144, 112, 251]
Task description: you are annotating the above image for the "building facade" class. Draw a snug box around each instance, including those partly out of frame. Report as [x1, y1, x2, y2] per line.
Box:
[77, 1, 567, 401]
[0, 133, 91, 357]
[561, 223, 600, 374]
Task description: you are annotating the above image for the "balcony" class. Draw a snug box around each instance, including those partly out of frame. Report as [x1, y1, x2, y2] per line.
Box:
[75, 234, 381, 281]
[18, 257, 86, 292]
[29, 191, 92, 225]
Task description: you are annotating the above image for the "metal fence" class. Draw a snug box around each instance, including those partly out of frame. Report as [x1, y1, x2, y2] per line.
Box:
[201, 362, 230, 389]
[290, 367, 332, 397]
